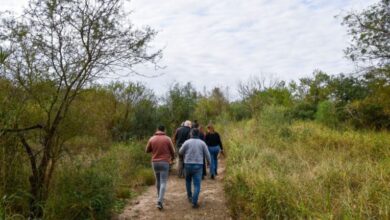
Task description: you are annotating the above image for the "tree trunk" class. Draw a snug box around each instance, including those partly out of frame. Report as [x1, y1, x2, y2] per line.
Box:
[28, 160, 53, 219]
[26, 133, 55, 219]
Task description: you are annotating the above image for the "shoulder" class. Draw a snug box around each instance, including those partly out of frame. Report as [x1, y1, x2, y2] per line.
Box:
[149, 135, 156, 142]
[182, 139, 191, 145]
[164, 135, 172, 141]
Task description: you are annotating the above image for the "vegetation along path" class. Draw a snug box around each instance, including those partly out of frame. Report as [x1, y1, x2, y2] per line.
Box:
[115, 159, 231, 220]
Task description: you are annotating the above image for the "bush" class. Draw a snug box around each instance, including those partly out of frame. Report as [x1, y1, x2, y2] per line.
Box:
[315, 101, 339, 128]
[258, 105, 291, 131]
[228, 101, 251, 121]
[347, 99, 390, 130]
[44, 158, 117, 220]
[288, 102, 317, 120]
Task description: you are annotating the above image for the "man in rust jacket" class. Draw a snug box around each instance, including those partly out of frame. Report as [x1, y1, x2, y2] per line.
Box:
[146, 125, 175, 210]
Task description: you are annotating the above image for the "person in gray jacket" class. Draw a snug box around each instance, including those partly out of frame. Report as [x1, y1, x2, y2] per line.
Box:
[179, 128, 211, 208]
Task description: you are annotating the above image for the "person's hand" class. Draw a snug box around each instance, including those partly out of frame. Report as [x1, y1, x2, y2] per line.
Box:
[219, 150, 225, 158]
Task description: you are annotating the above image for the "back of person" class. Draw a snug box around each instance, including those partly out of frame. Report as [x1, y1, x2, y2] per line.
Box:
[179, 128, 211, 208]
[205, 124, 223, 179]
[175, 126, 191, 148]
[205, 132, 221, 147]
[145, 126, 175, 210]
[180, 138, 208, 164]
[147, 131, 175, 163]
[174, 120, 192, 178]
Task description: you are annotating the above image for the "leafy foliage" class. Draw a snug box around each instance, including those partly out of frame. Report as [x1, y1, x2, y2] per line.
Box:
[342, 0, 390, 67]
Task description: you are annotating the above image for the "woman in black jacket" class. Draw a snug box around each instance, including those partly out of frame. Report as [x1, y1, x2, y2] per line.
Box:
[205, 124, 223, 179]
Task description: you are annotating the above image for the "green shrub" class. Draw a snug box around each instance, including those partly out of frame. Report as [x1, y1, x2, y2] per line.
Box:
[315, 100, 339, 128]
[258, 105, 291, 129]
[288, 102, 317, 120]
[44, 158, 117, 220]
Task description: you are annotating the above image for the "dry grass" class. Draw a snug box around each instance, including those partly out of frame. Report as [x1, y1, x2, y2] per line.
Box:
[223, 107, 390, 219]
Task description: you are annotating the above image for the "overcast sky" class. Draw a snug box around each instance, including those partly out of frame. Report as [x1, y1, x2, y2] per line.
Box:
[0, 0, 377, 98]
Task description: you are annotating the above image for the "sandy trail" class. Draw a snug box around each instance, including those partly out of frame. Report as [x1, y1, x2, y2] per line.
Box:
[115, 159, 231, 220]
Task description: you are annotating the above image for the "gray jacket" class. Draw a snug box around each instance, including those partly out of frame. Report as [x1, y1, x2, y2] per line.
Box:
[179, 138, 211, 165]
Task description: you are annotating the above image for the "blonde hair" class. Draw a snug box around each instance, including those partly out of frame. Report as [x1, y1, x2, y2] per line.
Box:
[207, 123, 215, 132]
[184, 120, 192, 127]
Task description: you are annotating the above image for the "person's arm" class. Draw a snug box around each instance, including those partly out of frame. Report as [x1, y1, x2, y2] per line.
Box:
[145, 139, 152, 153]
[172, 129, 178, 146]
[205, 133, 209, 146]
[179, 142, 187, 156]
[169, 138, 176, 159]
[203, 143, 211, 165]
[217, 133, 223, 151]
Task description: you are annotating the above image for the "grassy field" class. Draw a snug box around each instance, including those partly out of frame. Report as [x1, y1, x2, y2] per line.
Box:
[223, 106, 390, 219]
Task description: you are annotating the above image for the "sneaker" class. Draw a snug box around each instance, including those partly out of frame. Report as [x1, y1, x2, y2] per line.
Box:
[192, 203, 199, 209]
[211, 174, 215, 179]
[157, 202, 163, 210]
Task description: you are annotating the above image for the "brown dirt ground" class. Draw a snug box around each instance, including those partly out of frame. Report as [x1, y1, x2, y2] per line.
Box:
[114, 159, 232, 220]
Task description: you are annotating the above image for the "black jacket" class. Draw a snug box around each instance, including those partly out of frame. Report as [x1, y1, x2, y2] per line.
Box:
[174, 126, 191, 148]
[205, 132, 223, 150]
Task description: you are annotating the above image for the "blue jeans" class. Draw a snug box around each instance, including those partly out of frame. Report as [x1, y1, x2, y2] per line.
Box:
[152, 162, 170, 204]
[208, 146, 220, 176]
[185, 164, 203, 205]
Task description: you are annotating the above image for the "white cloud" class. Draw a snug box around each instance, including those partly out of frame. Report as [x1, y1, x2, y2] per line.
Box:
[0, 0, 379, 98]
[127, 0, 378, 98]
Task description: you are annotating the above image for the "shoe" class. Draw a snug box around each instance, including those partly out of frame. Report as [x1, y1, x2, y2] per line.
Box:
[188, 197, 192, 203]
[192, 203, 199, 209]
[211, 174, 215, 179]
[157, 202, 163, 210]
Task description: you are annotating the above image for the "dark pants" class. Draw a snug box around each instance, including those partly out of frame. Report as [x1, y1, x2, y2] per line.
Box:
[185, 163, 203, 205]
[208, 146, 220, 176]
[178, 154, 185, 177]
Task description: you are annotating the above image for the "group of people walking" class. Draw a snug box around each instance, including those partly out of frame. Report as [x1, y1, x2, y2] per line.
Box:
[145, 120, 223, 210]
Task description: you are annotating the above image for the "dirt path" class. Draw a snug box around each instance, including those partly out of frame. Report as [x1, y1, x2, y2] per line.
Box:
[115, 159, 231, 220]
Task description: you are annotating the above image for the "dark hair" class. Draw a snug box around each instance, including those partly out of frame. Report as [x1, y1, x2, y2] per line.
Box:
[191, 128, 200, 137]
[157, 125, 165, 132]
[192, 120, 199, 129]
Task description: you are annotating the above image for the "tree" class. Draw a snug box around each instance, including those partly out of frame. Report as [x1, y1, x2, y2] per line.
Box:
[341, 0, 390, 129]
[0, 0, 161, 217]
[108, 81, 157, 140]
[194, 87, 229, 123]
[342, 0, 390, 68]
[161, 82, 198, 131]
[238, 76, 291, 115]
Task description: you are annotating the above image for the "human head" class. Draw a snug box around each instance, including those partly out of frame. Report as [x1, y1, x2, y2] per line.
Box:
[192, 120, 199, 128]
[207, 123, 215, 132]
[191, 128, 200, 138]
[184, 120, 192, 127]
[157, 125, 165, 132]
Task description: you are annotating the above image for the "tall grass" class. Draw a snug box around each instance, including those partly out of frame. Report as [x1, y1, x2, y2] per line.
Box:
[43, 141, 154, 219]
[1, 140, 154, 219]
[224, 105, 390, 219]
